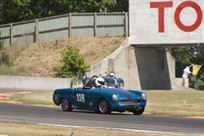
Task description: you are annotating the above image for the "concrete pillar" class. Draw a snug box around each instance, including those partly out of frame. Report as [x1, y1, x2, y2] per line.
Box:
[127, 47, 141, 90]
[134, 47, 172, 90]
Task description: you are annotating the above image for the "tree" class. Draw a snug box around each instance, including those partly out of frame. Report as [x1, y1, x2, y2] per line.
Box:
[171, 46, 204, 90]
[171, 47, 192, 77]
[115, 0, 128, 12]
[54, 47, 90, 78]
[95, 0, 115, 12]
[0, 0, 121, 24]
[0, 0, 31, 24]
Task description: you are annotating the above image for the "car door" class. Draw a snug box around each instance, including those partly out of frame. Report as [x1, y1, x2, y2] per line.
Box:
[73, 88, 91, 110]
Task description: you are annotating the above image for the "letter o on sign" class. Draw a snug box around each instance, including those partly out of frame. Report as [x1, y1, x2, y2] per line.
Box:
[174, 1, 203, 32]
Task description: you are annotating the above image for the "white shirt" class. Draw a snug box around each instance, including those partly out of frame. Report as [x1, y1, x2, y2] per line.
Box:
[182, 66, 191, 79]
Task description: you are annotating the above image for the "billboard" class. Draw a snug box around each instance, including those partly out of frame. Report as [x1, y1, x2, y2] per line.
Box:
[129, 0, 204, 45]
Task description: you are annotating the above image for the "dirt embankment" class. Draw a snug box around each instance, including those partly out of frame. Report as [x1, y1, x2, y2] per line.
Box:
[13, 37, 125, 77]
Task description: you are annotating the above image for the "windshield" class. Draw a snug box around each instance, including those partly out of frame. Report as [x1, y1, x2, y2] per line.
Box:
[82, 76, 124, 89]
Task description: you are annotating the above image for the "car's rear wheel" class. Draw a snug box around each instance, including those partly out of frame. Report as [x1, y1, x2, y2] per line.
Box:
[97, 99, 111, 114]
[132, 108, 145, 115]
[61, 98, 72, 112]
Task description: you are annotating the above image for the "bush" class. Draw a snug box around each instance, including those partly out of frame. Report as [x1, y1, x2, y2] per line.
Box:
[54, 47, 90, 78]
[0, 42, 4, 50]
[189, 69, 204, 90]
[0, 52, 11, 65]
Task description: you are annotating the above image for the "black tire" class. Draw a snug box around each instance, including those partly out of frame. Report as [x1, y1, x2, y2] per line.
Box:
[61, 98, 72, 112]
[53, 94, 60, 105]
[97, 99, 111, 114]
[133, 108, 145, 115]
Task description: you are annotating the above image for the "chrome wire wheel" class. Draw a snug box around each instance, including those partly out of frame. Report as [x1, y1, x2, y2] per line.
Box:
[98, 99, 111, 114]
[61, 98, 72, 112]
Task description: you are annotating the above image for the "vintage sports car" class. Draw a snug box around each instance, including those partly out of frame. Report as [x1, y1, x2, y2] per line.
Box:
[53, 76, 147, 115]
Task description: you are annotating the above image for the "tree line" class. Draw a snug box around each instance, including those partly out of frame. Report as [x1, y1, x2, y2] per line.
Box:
[0, 0, 128, 24]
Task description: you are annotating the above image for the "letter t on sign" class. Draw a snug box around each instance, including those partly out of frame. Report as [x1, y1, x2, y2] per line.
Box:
[150, 1, 173, 32]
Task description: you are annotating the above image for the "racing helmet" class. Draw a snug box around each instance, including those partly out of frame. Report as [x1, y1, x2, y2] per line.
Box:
[109, 71, 115, 77]
[95, 77, 105, 87]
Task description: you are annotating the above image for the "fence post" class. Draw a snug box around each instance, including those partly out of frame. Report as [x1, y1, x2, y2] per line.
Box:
[10, 23, 13, 46]
[69, 13, 72, 38]
[35, 19, 39, 42]
[94, 13, 97, 37]
[124, 12, 128, 37]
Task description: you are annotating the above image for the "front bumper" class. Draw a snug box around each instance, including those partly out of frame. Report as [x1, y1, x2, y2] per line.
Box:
[111, 100, 146, 112]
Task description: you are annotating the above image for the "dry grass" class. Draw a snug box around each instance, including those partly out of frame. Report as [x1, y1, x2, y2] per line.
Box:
[10, 91, 53, 106]
[0, 122, 186, 136]
[144, 90, 204, 116]
[13, 37, 125, 77]
[10, 90, 204, 116]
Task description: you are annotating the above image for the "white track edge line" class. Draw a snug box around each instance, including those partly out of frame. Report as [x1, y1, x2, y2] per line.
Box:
[37, 123, 189, 136]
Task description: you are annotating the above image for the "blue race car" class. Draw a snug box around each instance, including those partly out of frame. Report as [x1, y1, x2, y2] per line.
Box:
[53, 76, 147, 115]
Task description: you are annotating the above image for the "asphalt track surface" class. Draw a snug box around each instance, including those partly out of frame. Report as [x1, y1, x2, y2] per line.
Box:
[0, 89, 204, 134]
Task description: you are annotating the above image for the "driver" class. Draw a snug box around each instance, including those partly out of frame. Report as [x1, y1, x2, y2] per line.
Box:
[95, 77, 105, 88]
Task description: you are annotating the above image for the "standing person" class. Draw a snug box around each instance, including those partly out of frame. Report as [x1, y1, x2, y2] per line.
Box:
[182, 65, 192, 87]
[107, 71, 119, 88]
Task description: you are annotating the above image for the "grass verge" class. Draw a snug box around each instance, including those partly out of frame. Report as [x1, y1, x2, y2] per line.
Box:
[10, 91, 53, 106]
[0, 65, 30, 76]
[144, 90, 204, 116]
[10, 90, 204, 116]
[0, 122, 185, 136]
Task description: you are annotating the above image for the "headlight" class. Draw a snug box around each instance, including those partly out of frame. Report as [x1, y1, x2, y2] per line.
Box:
[112, 94, 119, 101]
[141, 93, 146, 100]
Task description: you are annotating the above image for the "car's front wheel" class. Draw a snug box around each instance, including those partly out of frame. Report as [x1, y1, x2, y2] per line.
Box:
[132, 108, 145, 115]
[97, 99, 111, 114]
[61, 98, 72, 112]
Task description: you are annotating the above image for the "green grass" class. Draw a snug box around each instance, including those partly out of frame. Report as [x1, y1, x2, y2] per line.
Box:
[0, 65, 30, 76]
[10, 90, 204, 116]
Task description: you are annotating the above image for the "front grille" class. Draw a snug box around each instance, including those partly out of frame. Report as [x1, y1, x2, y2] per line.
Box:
[118, 100, 139, 106]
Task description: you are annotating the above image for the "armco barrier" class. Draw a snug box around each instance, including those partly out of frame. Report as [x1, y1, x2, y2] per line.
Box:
[0, 76, 71, 90]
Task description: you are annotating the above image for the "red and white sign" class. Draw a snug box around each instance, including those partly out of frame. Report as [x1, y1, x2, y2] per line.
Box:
[129, 0, 204, 45]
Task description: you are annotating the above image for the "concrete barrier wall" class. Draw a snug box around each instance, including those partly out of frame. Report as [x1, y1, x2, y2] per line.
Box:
[0, 76, 71, 90]
[174, 78, 189, 89]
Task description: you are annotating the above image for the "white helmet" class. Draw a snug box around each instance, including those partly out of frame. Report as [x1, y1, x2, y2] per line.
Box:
[95, 77, 105, 87]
